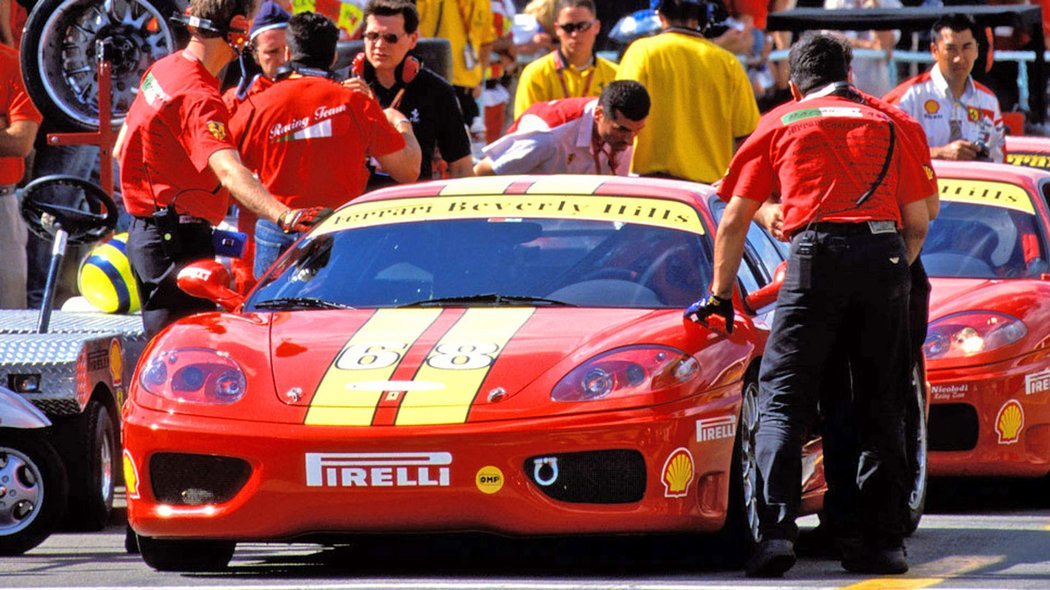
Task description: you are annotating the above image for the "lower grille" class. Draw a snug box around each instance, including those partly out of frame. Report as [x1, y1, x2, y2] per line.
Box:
[150, 452, 251, 505]
[525, 449, 646, 504]
[929, 403, 979, 451]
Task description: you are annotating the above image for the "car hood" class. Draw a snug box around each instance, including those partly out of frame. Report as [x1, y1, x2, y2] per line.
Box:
[266, 307, 724, 426]
[927, 277, 1050, 367]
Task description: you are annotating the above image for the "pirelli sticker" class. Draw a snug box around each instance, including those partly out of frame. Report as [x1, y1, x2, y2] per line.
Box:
[314, 195, 705, 236]
[938, 178, 1034, 214]
[305, 308, 533, 426]
[1007, 152, 1050, 171]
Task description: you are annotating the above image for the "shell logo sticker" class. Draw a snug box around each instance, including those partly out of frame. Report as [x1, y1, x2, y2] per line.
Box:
[123, 449, 140, 500]
[661, 447, 694, 498]
[475, 466, 504, 494]
[109, 338, 123, 387]
[995, 399, 1024, 444]
[923, 99, 939, 114]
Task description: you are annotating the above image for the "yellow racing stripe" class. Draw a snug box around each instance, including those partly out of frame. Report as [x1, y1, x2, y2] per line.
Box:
[305, 308, 442, 426]
[396, 308, 535, 425]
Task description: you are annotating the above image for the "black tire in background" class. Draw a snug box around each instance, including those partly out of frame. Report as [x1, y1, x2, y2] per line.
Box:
[904, 361, 929, 536]
[20, 0, 180, 132]
[137, 536, 236, 572]
[0, 432, 69, 556]
[53, 399, 118, 531]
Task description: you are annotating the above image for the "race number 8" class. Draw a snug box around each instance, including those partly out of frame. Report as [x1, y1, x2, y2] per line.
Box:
[427, 343, 499, 370]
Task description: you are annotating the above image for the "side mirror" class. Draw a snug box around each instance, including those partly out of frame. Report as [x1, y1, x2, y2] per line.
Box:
[177, 260, 245, 312]
[745, 260, 787, 313]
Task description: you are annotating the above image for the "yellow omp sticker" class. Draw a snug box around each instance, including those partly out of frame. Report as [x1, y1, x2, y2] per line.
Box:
[938, 178, 1034, 214]
[396, 308, 534, 425]
[306, 309, 442, 426]
[1007, 152, 1050, 170]
[317, 195, 704, 235]
[475, 466, 505, 494]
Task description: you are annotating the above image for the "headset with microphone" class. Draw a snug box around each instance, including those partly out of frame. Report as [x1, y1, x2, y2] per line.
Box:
[171, 8, 251, 52]
[351, 52, 421, 85]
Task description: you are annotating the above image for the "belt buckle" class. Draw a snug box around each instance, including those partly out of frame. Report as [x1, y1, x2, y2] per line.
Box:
[868, 220, 896, 234]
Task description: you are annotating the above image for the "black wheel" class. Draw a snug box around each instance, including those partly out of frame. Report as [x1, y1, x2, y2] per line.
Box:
[20, 0, 180, 132]
[137, 535, 236, 572]
[903, 361, 928, 536]
[21, 175, 118, 244]
[55, 400, 117, 531]
[710, 373, 761, 567]
[0, 431, 69, 556]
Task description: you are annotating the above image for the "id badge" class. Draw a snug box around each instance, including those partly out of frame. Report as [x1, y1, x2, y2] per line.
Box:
[463, 42, 478, 70]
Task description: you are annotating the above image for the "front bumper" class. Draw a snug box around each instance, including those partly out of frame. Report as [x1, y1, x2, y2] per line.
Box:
[124, 393, 742, 541]
[927, 355, 1050, 477]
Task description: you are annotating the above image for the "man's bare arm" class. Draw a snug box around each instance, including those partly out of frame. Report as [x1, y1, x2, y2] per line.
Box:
[447, 154, 474, 178]
[0, 118, 38, 158]
[901, 198, 930, 264]
[711, 196, 763, 299]
[208, 148, 288, 223]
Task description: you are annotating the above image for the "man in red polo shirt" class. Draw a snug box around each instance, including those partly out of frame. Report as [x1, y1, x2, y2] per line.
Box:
[230, 10, 420, 277]
[688, 32, 931, 578]
[117, 0, 330, 337]
[0, 42, 41, 308]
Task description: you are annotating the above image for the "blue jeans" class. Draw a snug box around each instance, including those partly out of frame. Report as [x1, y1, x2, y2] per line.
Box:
[254, 218, 298, 279]
[755, 225, 911, 549]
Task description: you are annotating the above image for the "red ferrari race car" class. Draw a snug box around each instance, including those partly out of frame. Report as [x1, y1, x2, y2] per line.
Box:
[122, 175, 835, 571]
[923, 160, 1050, 477]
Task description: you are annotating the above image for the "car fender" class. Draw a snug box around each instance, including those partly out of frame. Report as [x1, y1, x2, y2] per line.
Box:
[0, 386, 52, 429]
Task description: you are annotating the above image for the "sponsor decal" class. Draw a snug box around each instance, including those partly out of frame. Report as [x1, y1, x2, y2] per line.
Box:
[123, 450, 140, 499]
[475, 466, 504, 494]
[923, 99, 940, 115]
[207, 121, 227, 141]
[87, 347, 110, 372]
[967, 106, 980, 123]
[781, 106, 863, 124]
[937, 178, 1034, 214]
[1025, 368, 1050, 395]
[305, 452, 452, 487]
[995, 400, 1024, 444]
[931, 383, 968, 401]
[316, 194, 705, 236]
[1007, 153, 1050, 170]
[696, 415, 736, 442]
[109, 338, 123, 387]
[141, 72, 170, 106]
[661, 447, 695, 498]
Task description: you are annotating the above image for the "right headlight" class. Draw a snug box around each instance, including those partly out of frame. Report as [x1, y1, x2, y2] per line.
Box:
[551, 345, 699, 402]
[923, 311, 1027, 360]
[139, 347, 247, 404]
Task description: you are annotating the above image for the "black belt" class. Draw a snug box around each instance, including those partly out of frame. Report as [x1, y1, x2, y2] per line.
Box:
[802, 220, 897, 236]
[137, 214, 211, 226]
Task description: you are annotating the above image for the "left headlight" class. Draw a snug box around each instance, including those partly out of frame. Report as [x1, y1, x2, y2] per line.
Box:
[139, 347, 247, 404]
[551, 345, 699, 402]
[923, 311, 1027, 360]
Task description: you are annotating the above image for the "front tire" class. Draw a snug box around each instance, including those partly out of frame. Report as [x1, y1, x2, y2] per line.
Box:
[0, 432, 69, 555]
[137, 535, 236, 572]
[903, 361, 928, 536]
[712, 373, 761, 567]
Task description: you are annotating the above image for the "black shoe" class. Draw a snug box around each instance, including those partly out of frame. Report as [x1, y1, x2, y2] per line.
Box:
[841, 544, 909, 575]
[745, 539, 797, 578]
[795, 524, 841, 560]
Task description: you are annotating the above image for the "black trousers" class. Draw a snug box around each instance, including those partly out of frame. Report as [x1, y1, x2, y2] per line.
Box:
[820, 259, 930, 540]
[126, 216, 217, 338]
[755, 225, 911, 549]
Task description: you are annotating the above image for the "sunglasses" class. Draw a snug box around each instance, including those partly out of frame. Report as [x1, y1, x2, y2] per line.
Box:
[364, 31, 404, 44]
[556, 20, 594, 34]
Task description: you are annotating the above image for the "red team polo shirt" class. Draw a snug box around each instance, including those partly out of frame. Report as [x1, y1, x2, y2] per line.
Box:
[229, 74, 404, 209]
[719, 92, 933, 237]
[504, 96, 592, 134]
[0, 44, 42, 185]
[119, 52, 236, 224]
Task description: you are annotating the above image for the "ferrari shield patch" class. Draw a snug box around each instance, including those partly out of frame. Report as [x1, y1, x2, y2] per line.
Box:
[207, 120, 228, 141]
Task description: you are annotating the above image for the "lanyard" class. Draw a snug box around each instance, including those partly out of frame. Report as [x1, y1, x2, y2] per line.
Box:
[553, 51, 594, 99]
[590, 130, 615, 174]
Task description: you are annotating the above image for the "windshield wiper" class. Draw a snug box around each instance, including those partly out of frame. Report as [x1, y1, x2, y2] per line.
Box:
[253, 297, 354, 310]
[399, 293, 574, 308]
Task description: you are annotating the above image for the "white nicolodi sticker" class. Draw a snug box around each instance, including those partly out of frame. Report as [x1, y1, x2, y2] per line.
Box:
[1025, 368, 1050, 395]
[696, 416, 737, 443]
[305, 452, 452, 488]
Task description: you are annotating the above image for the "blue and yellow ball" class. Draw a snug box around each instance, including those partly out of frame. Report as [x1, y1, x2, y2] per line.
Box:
[78, 232, 140, 314]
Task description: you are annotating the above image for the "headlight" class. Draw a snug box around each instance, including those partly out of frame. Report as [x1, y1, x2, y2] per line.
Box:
[139, 347, 247, 404]
[923, 311, 1027, 360]
[552, 346, 699, 402]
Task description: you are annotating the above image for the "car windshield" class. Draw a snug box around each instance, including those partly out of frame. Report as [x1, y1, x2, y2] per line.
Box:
[922, 199, 1047, 279]
[247, 217, 714, 310]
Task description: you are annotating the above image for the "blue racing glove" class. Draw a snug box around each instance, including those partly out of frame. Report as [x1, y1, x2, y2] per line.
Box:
[684, 293, 734, 334]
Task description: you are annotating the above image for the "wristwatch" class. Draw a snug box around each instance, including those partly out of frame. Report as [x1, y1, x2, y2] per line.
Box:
[393, 118, 412, 129]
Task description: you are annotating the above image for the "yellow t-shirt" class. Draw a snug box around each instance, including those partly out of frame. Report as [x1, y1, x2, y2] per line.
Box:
[616, 31, 759, 183]
[513, 51, 619, 119]
[417, 0, 496, 88]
